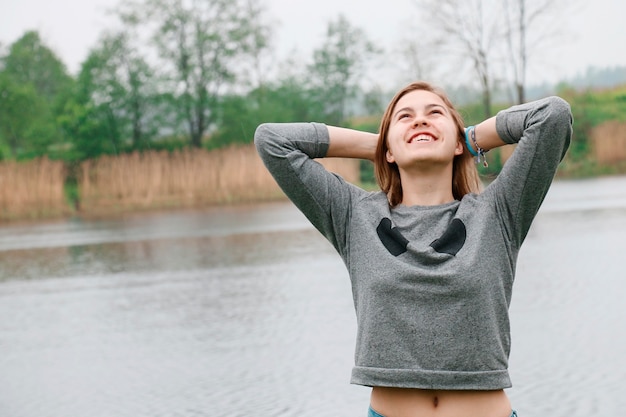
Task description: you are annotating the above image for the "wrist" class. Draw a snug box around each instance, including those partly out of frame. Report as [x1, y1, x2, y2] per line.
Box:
[465, 125, 489, 167]
[464, 126, 478, 157]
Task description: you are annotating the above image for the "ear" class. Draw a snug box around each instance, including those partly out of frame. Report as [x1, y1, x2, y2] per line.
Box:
[454, 140, 464, 156]
[386, 149, 395, 163]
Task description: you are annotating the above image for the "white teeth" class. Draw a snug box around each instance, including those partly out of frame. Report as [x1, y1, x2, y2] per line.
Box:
[410, 134, 433, 143]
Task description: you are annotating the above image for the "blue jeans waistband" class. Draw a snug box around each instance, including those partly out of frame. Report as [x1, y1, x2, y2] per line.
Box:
[368, 406, 517, 417]
[367, 407, 385, 417]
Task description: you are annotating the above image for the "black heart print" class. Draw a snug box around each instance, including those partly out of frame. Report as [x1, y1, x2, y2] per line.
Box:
[376, 217, 466, 256]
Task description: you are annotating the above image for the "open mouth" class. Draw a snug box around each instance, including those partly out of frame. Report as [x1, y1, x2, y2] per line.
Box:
[408, 133, 436, 144]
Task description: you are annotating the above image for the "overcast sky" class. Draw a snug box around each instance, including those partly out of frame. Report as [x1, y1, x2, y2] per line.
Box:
[2, 0, 625, 88]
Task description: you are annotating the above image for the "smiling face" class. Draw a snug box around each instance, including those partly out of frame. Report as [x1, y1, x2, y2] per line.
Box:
[374, 81, 480, 207]
[385, 89, 463, 169]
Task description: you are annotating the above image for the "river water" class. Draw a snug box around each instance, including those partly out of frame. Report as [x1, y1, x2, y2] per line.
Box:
[1, 176, 625, 417]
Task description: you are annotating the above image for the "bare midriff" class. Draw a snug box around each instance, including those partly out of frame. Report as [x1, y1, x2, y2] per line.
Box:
[370, 387, 512, 417]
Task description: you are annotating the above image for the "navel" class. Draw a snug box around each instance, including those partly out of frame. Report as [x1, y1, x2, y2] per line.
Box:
[433, 396, 439, 407]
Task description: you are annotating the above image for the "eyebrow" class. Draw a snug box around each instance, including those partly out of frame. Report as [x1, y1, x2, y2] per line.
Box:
[393, 103, 447, 118]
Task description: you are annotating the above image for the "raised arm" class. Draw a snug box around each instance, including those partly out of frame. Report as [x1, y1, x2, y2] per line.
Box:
[467, 117, 507, 153]
[254, 122, 370, 253]
[480, 96, 573, 247]
[326, 126, 378, 160]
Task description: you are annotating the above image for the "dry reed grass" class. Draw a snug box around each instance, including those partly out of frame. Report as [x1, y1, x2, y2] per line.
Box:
[591, 121, 626, 164]
[489, 123, 626, 171]
[0, 157, 67, 221]
[11, 124, 624, 221]
[79, 144, 360, 213]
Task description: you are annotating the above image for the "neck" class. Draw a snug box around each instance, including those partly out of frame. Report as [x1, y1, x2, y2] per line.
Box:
[398, 164, 455, 206]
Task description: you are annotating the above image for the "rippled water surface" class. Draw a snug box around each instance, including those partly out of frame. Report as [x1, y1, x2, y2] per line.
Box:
[1, 176, 626, 417]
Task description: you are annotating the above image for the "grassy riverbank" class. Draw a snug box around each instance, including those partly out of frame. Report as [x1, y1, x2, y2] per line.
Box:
[1, 121, 626, 223]
[0, 145, 361, 222]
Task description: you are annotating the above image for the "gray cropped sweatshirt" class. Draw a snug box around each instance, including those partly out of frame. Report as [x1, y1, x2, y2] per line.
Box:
[254, 97, 572, 390]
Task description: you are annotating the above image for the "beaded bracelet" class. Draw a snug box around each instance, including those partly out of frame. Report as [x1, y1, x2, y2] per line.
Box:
[464, 126, 489, 167]
[464, 126, 478, 157]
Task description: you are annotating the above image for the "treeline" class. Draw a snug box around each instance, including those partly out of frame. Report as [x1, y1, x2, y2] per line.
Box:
[0, 1, 383, 164]
[1, 0, 626, 177]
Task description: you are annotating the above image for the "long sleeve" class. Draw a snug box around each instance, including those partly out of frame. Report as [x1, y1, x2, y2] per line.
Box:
[486, 96, 573, 247]
[254, 122, 366, 254]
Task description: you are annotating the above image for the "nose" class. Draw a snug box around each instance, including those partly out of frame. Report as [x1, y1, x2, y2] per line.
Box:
[412, 114, 429, 127]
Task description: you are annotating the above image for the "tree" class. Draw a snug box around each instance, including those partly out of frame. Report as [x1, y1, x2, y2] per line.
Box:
[119, 0, 271, 147]
[57, 41, 132, 161]
[210, 73, 324, 148]
[2, 31, 73, 108]
[412, 0, 578, 110]
[0, 72, 49, 158]
[57, 98, 119, 161]
[413, 0, 499, 118]
[399, 39, 432, 84]
[307, 14, 380, 125]
[0, 31, 73, 158]
[502, 0, 578, 104]
[503, 0, 527, 104]
[77, 32, 158, 150]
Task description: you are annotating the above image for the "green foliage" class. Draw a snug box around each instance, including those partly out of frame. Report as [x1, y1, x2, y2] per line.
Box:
[209, 94, 258, 149]
[307, 14, 380, 125]
[457, 102, 486, 128]
[64, 179, 80, 211]
[145, 135, 189, 152]
[347, 115, 380, 186]
[74, 32, 159, 154]
[0, 31, 73, 159]
[57, 99, 121, 161]
[456, 101, 508, 177]
[0, 72, 58, 159]
[559, 84, 626, 125]
[350, 115, 379, 134]
[0, 72, 36, 156]
[3, 31, 73, 105]
[120, 0, 271, 148]
[556, 84, 626, 162]
[1, 22, 625, 184]
[209, 78, 326, 148]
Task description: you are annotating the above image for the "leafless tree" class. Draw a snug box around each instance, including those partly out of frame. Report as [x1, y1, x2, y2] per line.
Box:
[412, 0, 579, 111]
[502, 0, 579, 104]
[412, 0, 500, 118]
[397, 37, 433, 86]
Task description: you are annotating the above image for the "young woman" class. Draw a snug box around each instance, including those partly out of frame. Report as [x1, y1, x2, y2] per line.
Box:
[254, 81, 573, 417]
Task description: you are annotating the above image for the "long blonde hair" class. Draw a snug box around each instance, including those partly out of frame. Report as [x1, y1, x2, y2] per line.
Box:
[374, 81, 482, 206]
